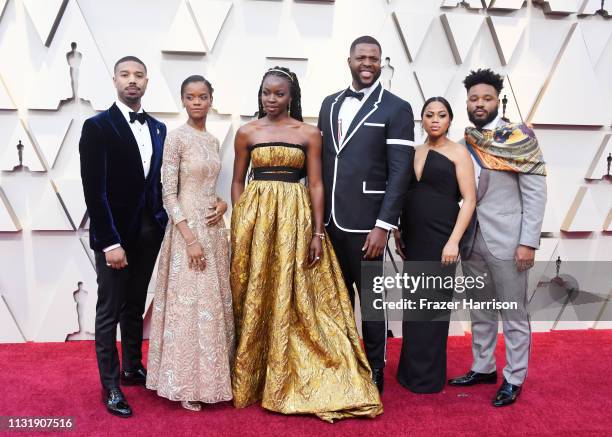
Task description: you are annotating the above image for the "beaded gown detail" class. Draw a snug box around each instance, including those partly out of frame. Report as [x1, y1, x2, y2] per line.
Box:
[147, 124, 234, 403]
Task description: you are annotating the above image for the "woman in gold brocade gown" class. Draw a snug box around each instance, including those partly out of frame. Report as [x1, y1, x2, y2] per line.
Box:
[229, 67, 382, 422]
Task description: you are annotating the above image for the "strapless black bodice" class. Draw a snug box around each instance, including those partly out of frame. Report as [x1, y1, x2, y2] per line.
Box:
[400, 149, 461, 261]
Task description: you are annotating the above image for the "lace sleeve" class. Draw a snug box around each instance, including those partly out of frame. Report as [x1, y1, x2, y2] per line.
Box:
[161, 133, 186, 224]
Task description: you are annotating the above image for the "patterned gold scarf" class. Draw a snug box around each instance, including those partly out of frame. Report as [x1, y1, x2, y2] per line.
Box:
[465, 123, 547, 176]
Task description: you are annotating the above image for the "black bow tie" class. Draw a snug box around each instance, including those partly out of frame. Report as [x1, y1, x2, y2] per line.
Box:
[345, 89, 365, 101]
[129, 111, 147, 125]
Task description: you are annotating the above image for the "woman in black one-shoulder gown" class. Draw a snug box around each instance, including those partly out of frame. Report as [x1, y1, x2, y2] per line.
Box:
[394, 97, 476, 393]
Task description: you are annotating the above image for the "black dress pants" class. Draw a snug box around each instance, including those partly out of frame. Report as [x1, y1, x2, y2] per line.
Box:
[326, 222, 387, 369]
[94, 212, 163, 389]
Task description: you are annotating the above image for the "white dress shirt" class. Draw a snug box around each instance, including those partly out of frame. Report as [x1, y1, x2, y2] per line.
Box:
[337, 80, 380, 148]
[103, 101, 153, 253]
[115, 100, 153, 177]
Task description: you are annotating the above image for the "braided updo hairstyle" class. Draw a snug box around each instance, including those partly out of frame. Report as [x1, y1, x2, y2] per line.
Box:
[257, 66, 303, 122]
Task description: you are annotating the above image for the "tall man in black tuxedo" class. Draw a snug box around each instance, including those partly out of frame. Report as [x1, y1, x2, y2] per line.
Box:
[79, 56, 168, 417]
[318, 36, 415, 392]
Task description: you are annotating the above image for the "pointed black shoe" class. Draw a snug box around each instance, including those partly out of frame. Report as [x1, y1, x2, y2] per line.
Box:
[493, 379, 522, 407]
[121, 367, 147, 386]
[102, 388, 132, 418]
[372, 368, 384, 393]
[448, 370, 497, 386]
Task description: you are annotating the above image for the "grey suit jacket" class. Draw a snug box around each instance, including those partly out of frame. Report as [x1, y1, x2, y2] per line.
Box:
[461, 121, 547, 261]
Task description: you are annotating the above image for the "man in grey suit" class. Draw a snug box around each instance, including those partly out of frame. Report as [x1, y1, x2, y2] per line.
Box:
[449, 69, 547, 407]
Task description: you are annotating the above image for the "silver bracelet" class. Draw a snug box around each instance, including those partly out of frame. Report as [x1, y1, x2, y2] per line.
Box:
[186, 239, 198, 246]
[313, 232, 325, 240]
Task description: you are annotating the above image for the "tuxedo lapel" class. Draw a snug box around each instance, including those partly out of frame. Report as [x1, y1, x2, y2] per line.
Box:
[109, 104, 138, 148]
[339, 83, 383, 152]
[108, 103, 144, 180]
[145, 117, 162, 182]
[329, 90, 346, 154]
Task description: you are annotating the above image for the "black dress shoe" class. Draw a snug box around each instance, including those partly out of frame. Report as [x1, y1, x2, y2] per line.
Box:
[493, 379, 522, 407]
[448, 370, 497, 386]
[121, 367, 147, 386]
[372, 368, 384, 393]
[102, 388, 132, 418]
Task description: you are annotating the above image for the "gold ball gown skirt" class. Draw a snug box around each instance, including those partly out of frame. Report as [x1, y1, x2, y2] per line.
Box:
[230, 143, 382, 422]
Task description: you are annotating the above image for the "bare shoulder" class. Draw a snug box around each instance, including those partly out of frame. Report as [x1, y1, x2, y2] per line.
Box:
[237, 119, 260, 135]
[236, 120, 262, 141]
[298, 122, 321, 148]
[414, 143, 427, 153]
[447, 140, 470, 161]
[234, 122, 257, 148]
[300, 121, 320, 137]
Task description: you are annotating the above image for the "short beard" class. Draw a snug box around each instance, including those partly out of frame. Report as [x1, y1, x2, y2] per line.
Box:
[468, 106, 499, 129]
[121, 93, 142, 104]
[350, 68, 382, 90]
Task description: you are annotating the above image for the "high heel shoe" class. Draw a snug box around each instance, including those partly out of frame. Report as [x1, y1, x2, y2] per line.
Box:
[181, 401, 202, 411]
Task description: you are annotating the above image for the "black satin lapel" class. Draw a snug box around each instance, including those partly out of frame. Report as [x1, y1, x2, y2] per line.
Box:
[109, 104, 139, 149]
[146, 118, 161, 182]
[108, 104, 144, 179]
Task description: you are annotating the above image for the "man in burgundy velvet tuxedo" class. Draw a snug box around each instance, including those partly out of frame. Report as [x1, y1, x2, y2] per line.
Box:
[79, 56, 168, 418]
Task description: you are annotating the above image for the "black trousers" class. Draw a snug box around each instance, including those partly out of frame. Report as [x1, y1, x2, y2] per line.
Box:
[326, 222, 387, 369]
[94, 212, 163, 390]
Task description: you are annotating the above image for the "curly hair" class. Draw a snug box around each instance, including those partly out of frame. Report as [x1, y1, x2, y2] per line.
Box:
[463, 68, 504, 95]
[257, 66, 303, 122]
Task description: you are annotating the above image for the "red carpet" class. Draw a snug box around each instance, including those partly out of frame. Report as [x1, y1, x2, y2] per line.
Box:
[1, 331, 610, 436]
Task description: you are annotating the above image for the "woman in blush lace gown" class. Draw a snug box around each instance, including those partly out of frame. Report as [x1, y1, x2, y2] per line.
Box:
[146, 75, 234, 411]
